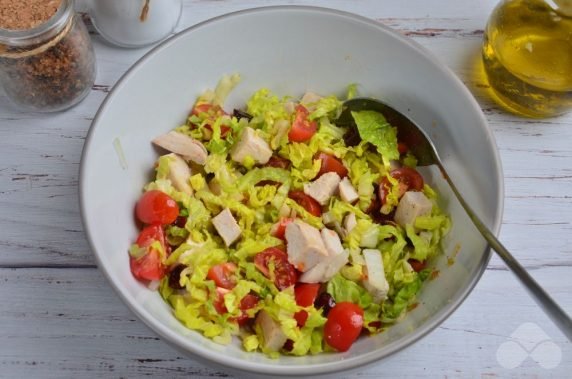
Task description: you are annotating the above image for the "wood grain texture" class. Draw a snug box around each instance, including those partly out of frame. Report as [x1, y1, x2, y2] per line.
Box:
[0, 0, 571, 377]
[0, 268, 570, 378]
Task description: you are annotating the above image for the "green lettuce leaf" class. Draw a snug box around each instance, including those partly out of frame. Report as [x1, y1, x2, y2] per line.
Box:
[381, 277, 421, 322]
[213, 73, 241, 107]
[326, 274, 373, 309]
[351, 110, 399, 162]
[308, 95, 343, 120]
[246, 88, 290, 132]
[236, 167, 290, 192]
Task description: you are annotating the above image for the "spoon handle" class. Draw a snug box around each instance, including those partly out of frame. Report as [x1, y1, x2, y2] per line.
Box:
[439, 163, 572, 341]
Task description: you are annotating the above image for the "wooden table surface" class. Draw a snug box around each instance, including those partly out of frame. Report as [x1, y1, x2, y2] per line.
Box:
[1, 0, 570, 377]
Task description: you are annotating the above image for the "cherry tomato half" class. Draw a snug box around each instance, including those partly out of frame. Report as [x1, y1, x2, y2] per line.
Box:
[288, 105, 317, 142]
[378, 167, 425, 205]
[288, 190, 322, 217]
[130, 225, 167, 281]
[254, 247, 298, 291]
[231, 294, 260, 326]
[212, 287, 229, 314]
[190, 102, 231, 137]
[293, 283, 321, 327]
[207, 262, 238, 289]
[324, 302, 364, 352]
[295, 283, 321, 307]
[136, 190, 179, 225]
[272, 217, 294, 240]
[316, 152, 348, 178]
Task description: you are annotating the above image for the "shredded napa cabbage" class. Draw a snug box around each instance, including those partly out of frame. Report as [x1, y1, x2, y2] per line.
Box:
[133, 77, 452, 356]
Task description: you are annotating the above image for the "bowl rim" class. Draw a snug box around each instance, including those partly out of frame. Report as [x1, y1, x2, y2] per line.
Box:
[80, 5, 504, 376]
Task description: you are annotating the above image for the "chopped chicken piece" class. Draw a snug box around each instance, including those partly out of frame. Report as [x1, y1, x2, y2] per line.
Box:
[303, 172, 341, 205]
[299, 228, 349, 283]
[152, 131, 208, 165]
[344, 212, 357, 234]
[321, 211, 336, 226]
[394, 191, 433, 227]
[284, 101, 296, 114]
[338, 177, 359, 203]
[164, 153, 192, 195]
[321, 228, 344, 256]
[230, 127, 272, 165]
[285, 220, 328, 272]
[300, 92, 323, 111]
[362, 249, 389, 302]
[256, 310, 288, 352]
[211, 208, 241, 246]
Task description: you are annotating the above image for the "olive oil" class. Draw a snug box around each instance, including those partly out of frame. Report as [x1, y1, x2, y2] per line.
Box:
[482, 0, 572, 117]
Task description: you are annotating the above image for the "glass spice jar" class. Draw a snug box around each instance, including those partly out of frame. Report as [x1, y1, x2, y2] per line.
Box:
[0, 0, 96, 112]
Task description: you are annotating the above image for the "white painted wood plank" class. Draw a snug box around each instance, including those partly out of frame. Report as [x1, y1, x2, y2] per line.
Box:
[0, 267, 569, 378]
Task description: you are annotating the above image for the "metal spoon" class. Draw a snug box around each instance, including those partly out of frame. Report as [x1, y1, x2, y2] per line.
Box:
[338, 97, 572, 341]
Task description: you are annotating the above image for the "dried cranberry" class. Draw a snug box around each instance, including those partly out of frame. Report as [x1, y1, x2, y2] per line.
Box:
[282, 339, 294, 352]
[343, 126, 361, 147]
[314, 292, 336, 316]
[168, 264, 187, 290]
[265, 155, 290, 170]
[173, 216, 187, 228]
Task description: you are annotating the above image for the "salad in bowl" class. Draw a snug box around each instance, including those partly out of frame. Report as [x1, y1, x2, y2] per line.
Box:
[128, 75, 450, 356]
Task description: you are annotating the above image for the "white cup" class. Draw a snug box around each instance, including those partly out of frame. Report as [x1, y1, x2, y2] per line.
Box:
[82, 0, 182, 48]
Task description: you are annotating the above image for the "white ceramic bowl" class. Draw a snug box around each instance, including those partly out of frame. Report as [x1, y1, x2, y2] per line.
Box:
[80, 6, 503, 377]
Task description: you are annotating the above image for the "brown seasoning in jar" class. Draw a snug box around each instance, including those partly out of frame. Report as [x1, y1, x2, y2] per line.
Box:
[0, 0, 96, 112]
[0, 0, 61, 30]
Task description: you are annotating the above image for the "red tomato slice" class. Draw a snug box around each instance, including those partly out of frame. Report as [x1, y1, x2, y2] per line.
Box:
[293, 283, 321, 327]
[130, 225, 167, 281]
[272, 217, 294, 240]
[288, 105, 317, 142]
[324, 302, 364, 352]
[378, 167, 425, 205]
[231, 294, 260, 325]
[316, 152, 348, 178]
[136, 224, 166, 247]
[207, 262, 238, 289]
[190, 103, 214, 117]
[408, 259, 427, 273]
[295, 283, 321, 307]
[294, 310, 309, 327]
[130, 249, 165, 282]
[288, 190, 322, 217]
[213, 287, 229, 314]
[397, 142, 409, 154]
[254, 247, 298, 290]
[136, 190, 179, 225]
[190, 102, 230, 137]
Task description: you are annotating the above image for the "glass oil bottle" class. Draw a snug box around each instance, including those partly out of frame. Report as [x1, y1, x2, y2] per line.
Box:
[482, 0, 572, 117]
